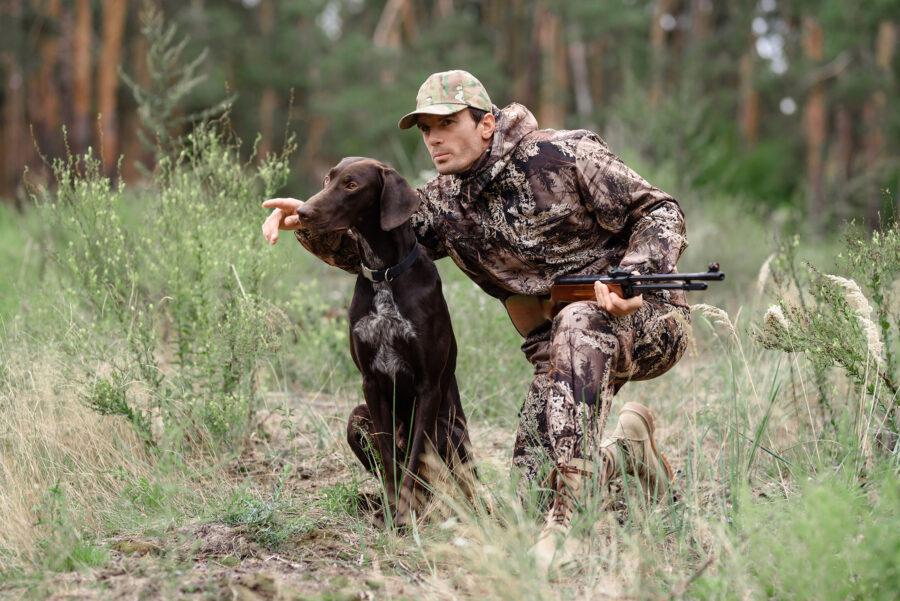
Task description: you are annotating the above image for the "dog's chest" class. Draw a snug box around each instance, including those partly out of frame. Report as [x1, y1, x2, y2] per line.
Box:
[352, 287, 417, 377]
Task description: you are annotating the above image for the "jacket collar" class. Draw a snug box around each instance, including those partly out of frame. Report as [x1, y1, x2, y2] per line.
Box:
[454, 103, 538, 204]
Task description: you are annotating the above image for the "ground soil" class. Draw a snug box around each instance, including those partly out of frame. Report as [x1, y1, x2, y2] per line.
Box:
[3, 392, 515, 600]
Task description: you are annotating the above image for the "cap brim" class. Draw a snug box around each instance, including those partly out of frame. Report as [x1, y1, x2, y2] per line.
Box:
[398, 103, 469, 129]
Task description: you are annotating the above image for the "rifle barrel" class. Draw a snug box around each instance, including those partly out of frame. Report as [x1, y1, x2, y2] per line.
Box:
[629, 282, 709, 292]
[555, 271, 725, 285]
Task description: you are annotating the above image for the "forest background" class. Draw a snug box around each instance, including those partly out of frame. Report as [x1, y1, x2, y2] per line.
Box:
[2, 0, 898, 224]
[1, 1, 899, 599]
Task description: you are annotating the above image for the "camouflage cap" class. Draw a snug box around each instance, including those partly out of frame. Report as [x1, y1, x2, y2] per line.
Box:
[398, 70, 493, 130]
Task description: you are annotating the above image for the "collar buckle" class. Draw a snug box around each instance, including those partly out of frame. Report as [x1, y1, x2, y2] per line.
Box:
[359, 244, 419, 284]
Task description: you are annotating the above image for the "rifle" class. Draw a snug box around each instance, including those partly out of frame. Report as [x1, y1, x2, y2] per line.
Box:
[504, 263, 725, 337]
[549, 263, 725, 306]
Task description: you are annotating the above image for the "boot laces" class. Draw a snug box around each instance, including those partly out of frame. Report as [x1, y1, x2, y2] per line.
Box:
[546, 464, 586, 526]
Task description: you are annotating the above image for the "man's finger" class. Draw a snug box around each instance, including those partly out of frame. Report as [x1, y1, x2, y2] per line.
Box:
[610, 293, 643, 316]
[283, 214, 300, 228]
[262, 220, 279, 244]
[261, 198, 301, 212]
[594, 281, 611, 311]
[262, 211, 281, 244]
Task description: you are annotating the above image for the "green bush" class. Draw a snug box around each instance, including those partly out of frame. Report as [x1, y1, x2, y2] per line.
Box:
[34, 123, 294, 452]
[698, 473, 900, 600]
[758, 223, 900, 438]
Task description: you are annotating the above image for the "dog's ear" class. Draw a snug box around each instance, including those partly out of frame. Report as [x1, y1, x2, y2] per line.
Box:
[379, 166, 422, 231]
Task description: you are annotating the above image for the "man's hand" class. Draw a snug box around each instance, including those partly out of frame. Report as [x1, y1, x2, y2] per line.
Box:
[594, 281, 643, 317]
[261, 197, 303, 245]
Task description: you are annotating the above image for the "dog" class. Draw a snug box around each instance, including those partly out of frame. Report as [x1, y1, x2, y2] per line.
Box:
[296, 157, 477, 526]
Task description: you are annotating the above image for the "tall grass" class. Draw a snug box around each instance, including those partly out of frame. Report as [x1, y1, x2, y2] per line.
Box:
[0, 119, 897, 599]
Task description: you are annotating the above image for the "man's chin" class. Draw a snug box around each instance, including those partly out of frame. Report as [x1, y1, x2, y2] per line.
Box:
[434, 162, 462, 175]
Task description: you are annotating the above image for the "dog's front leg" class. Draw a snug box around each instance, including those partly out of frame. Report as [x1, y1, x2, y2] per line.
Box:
[395, 382, 441, 526]
[361, 377, 401, 522]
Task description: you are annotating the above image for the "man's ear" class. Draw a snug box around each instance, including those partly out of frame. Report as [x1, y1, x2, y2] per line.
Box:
[379, 166, 421, 231]
[479, 112, 496, 140]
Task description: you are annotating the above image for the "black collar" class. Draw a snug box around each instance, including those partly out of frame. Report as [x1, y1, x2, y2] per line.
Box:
[359, 244, 420, 283]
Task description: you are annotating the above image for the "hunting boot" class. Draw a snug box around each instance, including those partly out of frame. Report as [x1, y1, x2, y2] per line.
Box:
[600, 402, 674, 502]
[531, 455, 615, 574]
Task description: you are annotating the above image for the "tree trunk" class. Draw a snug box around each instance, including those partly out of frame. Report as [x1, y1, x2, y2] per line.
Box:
[31, 0, 63, 160]
[299, 115, 329, 180]
[649, 0, 677, 107]
[510, 0, 532, 105]
[97, 0, 127, 174]
[1, 0, 28, 201]
[863, 20, 896, 228]
[373, 0, 405, 49]
[2, 56, 28, 201]
[826, 105, 854, 195]
[122, 29, 151, 183]
[802, 16, 827, 224]
[588, 38, 606, 119]
[738, 51, 759, 147]
[73, 0, 93, 153]
[536, 3, 567, 127]
[692, 0, 713, 41]
[258, 0, 277, 159]
[399, 0, 416, 45]
[435, 0, 454, 19]
[567, 23, 594, 124]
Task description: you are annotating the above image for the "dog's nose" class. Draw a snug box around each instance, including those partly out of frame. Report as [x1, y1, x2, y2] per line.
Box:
[296, 203, 314, 223]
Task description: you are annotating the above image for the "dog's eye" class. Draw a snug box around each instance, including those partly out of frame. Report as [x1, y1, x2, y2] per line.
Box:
[323, 176, 330, 186]
[346, 181, 358, 191]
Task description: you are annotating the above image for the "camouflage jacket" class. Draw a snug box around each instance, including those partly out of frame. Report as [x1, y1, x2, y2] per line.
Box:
[295, 103, 688, 307]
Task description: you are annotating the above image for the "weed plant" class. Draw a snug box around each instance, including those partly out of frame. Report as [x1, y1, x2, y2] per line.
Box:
[759, 224, 900, 446]
[33, 124, 291, 452]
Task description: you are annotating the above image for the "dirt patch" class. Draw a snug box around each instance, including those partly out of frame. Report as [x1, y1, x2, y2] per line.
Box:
[6, 392, 513, 600]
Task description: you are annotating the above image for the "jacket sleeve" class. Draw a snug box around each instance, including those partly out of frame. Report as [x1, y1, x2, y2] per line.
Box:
[293, 228, 361, 274]
[293, 182, 447, 271]
[409, 180, 448, 261]
[574, 134, 687, 274]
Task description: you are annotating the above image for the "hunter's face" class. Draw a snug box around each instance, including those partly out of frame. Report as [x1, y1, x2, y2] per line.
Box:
[417, 110, 495, 175]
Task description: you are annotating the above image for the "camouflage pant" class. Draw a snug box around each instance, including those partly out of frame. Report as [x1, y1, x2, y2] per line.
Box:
[512, 299, 690, 481]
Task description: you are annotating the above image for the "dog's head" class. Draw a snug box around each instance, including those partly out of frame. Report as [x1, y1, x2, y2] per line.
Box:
[296, 157, 421, 233]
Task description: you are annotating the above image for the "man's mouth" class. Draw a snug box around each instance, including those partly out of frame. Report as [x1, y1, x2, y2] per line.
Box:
[432, 152, 450, 160]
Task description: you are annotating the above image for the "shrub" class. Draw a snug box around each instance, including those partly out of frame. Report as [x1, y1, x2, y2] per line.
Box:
[757, 224, 900, 460]
[35, 122, 294, 452]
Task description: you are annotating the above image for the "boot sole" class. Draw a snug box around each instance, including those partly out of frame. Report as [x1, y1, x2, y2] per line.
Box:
[620, 402, 675, 485]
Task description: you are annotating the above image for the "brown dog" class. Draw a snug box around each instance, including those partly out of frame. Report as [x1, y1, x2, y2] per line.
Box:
[297, 157, 476, 526]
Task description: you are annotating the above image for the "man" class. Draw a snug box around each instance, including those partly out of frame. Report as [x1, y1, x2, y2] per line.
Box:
[262, 70, 689, 569]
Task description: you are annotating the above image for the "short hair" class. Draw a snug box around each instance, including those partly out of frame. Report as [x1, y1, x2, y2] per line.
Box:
[468, 107, 488, 123]
[414, 107, 488, 129]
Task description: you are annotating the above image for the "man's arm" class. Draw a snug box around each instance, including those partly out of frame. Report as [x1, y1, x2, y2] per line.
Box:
[261, 184, 448, 270]
[261, 199, 360, 273]
[574, 135, 687, 275]
[409, 180, 449, 262]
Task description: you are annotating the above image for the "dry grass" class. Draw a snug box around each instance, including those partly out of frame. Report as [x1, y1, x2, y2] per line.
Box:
[0, 345, 152, 571]
[2, 195, 896, 599]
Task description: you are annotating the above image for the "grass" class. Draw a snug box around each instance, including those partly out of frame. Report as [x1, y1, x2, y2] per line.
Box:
[0, 134, 897, 599]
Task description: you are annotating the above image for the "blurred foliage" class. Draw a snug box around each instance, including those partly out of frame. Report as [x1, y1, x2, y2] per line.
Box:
[2, 0, 897, 221]
[127, 0, 898, 217]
